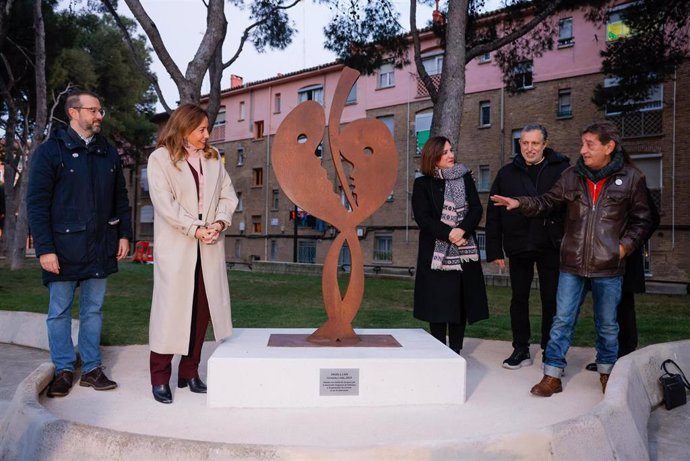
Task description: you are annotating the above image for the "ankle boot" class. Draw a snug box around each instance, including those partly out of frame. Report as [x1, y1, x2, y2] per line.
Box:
[600, 373, 610, 394]
[530, 375, 563, 397]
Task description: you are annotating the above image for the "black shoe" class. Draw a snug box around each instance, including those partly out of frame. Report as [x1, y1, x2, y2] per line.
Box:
[79, 367, 117, 391]
[586, 362, 598, 372]
[178, 377, 207, 393]
[47, 370, 74, 398]
[503, 348, 533, 370]
[152, 384, 173, 404]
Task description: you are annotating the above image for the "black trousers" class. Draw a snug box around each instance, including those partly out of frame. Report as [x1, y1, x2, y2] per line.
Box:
[617, 292, 637, 357]
[508, 250, 559, 350]
[430, 310, 466, 353]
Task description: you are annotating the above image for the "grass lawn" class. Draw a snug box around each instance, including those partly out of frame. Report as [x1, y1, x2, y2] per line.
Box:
[1, 259, 688, 348]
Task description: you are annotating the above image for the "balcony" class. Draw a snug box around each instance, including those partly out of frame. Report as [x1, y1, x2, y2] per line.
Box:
[416, 74, 441, 98]
[607, 109, 662, 139]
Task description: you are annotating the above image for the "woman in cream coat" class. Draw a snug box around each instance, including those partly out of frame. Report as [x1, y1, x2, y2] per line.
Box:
[147, 103, 238, 404]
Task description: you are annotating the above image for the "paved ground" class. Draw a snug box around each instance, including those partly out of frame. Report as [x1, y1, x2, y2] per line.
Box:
[3, 338, 604, 446]
[1, 338, 688, 459]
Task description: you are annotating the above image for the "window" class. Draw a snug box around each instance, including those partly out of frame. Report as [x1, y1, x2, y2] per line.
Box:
[377, 115, 394, 136]
[479, 101, 491, 127]
[239, 101, 246, 120]
[234, 240, 241, 259]
[213, 111, 226, 128]
[478, 52, 491, 64]
[607, 4, 632, 41]
[346, 84, 357, 104]
[272, 189, 280, 210]
[478, 165, 491, 192]
[236, 192, 243, 211]
[297, 240, 316, 263]
[252, 215, 262, 233]
[373, 234, 393, 262]
[254, 120, 264, 139]
[422, 54, 443, 76]
[604, 78, 662, 114]
[270, 239, 278, 261]
[415, 111, 433, 156]
[558, 17, 574, 47]
[139, 205, 153, 236]
[298, 84, 324, 105]
[253, 168, 263, 187]
[339, 187, 352, 211]
[558, 89, 572, 117]
[378, 63, 395, 88]
[512, 129, 521, 157]
[386, 191, 394, 202]
[476, 231, 486, 261]
[630, 154, 662, 210]
[512, 61, 533, 90]
[338, 244, 351, 269]
[315, 143, 323, 159]
[274, 93, 281, 113]
[237, 146, 245, 166]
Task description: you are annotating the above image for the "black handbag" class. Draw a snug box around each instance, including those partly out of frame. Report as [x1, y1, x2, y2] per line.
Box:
[659, 359, 690, 410]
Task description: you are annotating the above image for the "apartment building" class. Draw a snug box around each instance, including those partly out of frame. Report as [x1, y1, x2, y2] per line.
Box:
[134, 6, 689, 284]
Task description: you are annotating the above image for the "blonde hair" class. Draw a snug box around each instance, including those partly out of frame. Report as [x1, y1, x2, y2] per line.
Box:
[157, 103, 218, 169]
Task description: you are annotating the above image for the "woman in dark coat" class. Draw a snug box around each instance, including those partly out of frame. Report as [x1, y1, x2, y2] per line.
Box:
[412, 136, 489, 353]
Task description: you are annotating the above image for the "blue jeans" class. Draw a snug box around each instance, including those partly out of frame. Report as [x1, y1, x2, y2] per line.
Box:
[543, 272, 622, 378]
[47, 278, 107, 374]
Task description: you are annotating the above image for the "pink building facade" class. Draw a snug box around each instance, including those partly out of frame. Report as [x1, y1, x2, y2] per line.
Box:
[143, 6, 688, 285]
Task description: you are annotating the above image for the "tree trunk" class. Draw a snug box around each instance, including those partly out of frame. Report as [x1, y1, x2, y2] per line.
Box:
[2, 110, 17, 260]
[430, 0, 469, 148]
[8, 0, 46, 269]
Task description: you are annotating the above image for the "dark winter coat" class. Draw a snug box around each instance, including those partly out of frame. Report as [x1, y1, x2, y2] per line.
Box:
[623, 187, 660, 293]
[27, 127, 132, 285]
[412, 172, 489, 324]
[517, 163, 652, 278]
[485, 148, 570, 261]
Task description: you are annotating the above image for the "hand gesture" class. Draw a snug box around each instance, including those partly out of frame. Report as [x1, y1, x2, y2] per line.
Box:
[490, 194, 520, 210]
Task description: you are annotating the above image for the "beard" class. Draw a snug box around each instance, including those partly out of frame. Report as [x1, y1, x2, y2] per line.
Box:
[88, 121, 102, 134]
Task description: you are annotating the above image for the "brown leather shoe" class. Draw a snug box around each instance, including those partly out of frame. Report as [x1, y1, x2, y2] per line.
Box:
[47, 370, 74, 398]
[600, 373, 610, 394]
[79, 367, 117, 391]
[530, 375, 563, 397]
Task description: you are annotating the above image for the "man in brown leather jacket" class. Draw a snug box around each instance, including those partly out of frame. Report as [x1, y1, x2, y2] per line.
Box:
[491, 121, 652, 397]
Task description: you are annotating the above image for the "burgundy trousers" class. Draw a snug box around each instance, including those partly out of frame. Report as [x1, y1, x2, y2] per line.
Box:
[150, 250, 210, 385]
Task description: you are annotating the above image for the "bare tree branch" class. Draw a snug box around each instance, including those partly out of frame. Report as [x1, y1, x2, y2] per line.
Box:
[46, 84, 74, 135]
[466, 0, 564, 62]
[409, 0, 438, 103]
[99, 0, 172, 112]
[223, 0, 302, 70]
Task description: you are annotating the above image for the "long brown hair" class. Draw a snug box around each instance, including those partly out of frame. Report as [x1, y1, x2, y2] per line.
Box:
[420, 136, 450, 176]
[157, 103, 218, 169]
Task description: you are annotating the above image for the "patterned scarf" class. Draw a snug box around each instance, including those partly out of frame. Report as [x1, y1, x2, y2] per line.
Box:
[431, 164, 480, 271]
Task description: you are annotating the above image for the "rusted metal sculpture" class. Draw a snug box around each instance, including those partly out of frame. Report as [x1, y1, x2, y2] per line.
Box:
[272, 67, 398, 345]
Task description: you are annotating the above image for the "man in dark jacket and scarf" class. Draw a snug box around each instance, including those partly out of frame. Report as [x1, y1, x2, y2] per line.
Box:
[486, 123, 569, 370]
[28, 90, 132, 398]
[491, 121, 652, 397]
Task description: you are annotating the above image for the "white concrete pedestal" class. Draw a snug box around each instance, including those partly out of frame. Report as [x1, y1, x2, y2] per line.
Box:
[207, 328, 465, 408]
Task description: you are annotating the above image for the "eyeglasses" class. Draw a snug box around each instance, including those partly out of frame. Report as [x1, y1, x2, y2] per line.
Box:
[74, 107, 106, 117]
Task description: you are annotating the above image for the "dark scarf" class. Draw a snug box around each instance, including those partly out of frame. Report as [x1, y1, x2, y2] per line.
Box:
[431, 164, 480, 271]
[576, 150, 625, 182]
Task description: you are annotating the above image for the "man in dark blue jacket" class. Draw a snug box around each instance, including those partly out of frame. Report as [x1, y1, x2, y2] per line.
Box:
[28, 90, 132, 398]
[485, 124, 569, 369]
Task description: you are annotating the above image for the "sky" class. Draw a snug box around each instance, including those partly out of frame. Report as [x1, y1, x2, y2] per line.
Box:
[111, 0, 505, 111]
